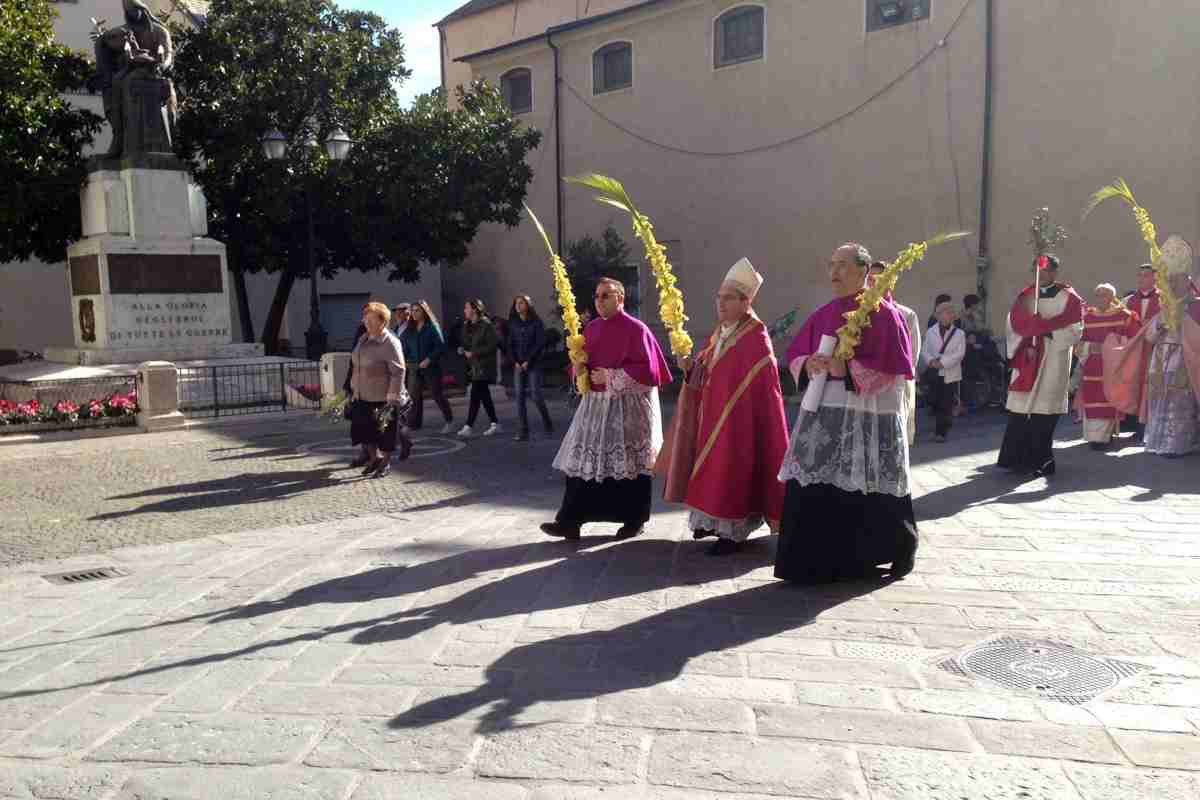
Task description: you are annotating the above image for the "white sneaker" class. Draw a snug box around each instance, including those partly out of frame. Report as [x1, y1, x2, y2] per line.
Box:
[440, 422, 456, 435]
[483, 422, 502, 437]
[456, 425, 473, 438]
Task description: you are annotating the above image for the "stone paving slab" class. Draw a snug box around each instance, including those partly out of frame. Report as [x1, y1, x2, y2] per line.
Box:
[0, 412, 1198, 797]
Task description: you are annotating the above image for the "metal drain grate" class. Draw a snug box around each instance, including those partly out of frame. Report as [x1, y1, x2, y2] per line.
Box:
[934, 635, 1151, 705]
[42, 566, 129, 585]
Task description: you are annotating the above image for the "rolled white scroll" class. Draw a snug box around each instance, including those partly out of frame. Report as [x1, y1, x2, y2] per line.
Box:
[800, 334, 838, 413]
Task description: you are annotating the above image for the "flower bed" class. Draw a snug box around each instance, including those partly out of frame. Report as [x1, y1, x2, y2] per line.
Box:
[0, 392, 139, 431]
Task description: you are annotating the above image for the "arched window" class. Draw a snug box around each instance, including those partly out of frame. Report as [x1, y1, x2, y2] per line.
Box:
[500, 68, 532, 114]
[593, 42, 633, 94]
[714, 6, 765, 68]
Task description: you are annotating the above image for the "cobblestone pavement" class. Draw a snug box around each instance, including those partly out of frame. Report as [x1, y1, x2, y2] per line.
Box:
[0, 406, 1198, 799]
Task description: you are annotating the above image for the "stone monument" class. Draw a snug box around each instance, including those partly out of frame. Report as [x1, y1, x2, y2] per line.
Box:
[44, 0, 262, 366]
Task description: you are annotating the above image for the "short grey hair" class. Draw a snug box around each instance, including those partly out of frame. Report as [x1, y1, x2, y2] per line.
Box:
[839, 242, 872, 267]
[1095, 282, 1117, 296]
[935, 301, 958, 317]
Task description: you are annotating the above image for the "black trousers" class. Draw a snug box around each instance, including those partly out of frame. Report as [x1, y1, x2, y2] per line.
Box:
[997, 411, 1059, 473]
[466, 380, 497, 426]
[407, 367, 453, 429]
[556, 475, 652, 528]
[775, 481, 919, 584]
[926, 374, 957, 437]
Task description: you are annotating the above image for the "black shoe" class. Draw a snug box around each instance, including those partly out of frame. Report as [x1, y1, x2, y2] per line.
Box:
[540, 522, 580, 540]
[371, 459, 391, 479]
[361, 458, 382, 477]
[707, 538, 740, 556]
[614, 524, 643, 540]
[692, 528, 718, 540]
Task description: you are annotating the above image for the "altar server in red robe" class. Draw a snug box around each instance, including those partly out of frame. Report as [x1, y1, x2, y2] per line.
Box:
[1078, 283, 1140, 448]
[1122, 264, 1163, 441]
[659, 258, 790, 556]
[997, 255, 1085, 477]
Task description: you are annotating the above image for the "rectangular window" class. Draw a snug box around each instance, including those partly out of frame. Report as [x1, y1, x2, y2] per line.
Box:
[715, 7, 765, 68]
[593, 43, 633, 94]
[867, 0, 931, 33]
[501, 69, 532, 114]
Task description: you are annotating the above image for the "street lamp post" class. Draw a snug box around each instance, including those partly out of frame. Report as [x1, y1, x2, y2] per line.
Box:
[261, 127, 353, 360]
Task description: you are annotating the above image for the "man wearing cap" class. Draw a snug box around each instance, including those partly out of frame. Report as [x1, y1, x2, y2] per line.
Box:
[659, 259, 790, 555]
[997, 254, 1085, 476]
[390, 303, 411, 338]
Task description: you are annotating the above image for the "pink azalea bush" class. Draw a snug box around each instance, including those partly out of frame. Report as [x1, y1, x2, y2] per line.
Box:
[0, 390, 139, 427]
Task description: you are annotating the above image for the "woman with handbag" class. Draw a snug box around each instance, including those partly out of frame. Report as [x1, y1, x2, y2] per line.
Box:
[402, 301, 455, 434]
[349, 302, 411, 478]
[457, 299, 503, 437]
[920, 302, 966, 442]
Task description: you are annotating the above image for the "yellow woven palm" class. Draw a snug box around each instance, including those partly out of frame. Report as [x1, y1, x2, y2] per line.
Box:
[525, 204, 590, 395]
[1083, 179, 1179, 330]
[834, 232, 970, 361]
[566, 173, 693, 357]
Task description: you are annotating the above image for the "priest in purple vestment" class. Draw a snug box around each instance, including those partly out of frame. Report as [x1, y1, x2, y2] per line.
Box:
[542, 277, 673, 540]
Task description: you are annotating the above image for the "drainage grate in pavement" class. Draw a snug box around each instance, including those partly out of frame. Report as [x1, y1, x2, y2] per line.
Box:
[935, 635, 1151, 705]
[42, 566, 129, 585]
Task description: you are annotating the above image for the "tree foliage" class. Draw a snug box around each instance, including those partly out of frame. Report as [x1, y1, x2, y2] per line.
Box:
[172, 0, 542, 351]
[0, 0, 103, 264]
[564, 226, 636, 316]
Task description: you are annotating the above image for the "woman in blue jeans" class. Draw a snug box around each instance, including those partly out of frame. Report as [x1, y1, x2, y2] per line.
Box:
[507, 295, 554, 441]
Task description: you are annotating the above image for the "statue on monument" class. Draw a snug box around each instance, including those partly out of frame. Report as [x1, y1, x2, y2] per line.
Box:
[87, 0, 177, 159]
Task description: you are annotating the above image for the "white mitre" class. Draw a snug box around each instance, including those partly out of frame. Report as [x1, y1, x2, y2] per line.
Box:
[723, 257, 763, 300]
[1160, 235, 1194, 276]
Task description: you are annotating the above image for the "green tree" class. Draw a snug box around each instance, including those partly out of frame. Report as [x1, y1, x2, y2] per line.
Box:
[172, 0, 541, 353]
[564, 226, 635, 316]
[0, 0, 103, 265]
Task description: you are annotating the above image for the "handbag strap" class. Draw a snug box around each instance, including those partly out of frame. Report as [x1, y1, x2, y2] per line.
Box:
[936, 327, 958, 356]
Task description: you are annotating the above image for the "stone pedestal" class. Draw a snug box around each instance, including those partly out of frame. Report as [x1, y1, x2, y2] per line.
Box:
[320, 353, 351, 399]
[51, 159, 264, 367]
[135, 360, 186, 432]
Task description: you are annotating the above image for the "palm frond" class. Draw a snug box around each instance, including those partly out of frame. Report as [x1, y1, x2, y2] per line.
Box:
[926, 231, 972, 248]
[565, 173, 638, 216]
[523, 203, 555, 257]
[1083, 178, 1136, 220]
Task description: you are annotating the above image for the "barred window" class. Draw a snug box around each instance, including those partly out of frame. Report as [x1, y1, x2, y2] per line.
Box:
[714, 6, 764, 68]
[593, 42, 633, 94]
[500, 68, 532, 114]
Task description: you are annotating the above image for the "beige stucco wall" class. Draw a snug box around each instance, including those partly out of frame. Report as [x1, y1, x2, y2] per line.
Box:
[441, 0, 1200, 343]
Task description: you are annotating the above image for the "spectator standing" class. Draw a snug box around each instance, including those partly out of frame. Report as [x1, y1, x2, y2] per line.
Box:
[920, 302, 966, 442]
[507, 295, 555, 441]
[457, 299, 502, 437]
[402, 301, 455, 434]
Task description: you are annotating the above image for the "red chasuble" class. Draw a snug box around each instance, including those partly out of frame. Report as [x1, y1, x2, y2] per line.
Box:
[1008, 282, 1085, 392]
[658, 315, 789, 525]
[1079, 305, 1140, 419]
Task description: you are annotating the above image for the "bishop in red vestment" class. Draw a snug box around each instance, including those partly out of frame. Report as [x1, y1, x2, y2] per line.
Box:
[658, 258, 790, 556]
[1078, 284, 1140, 447]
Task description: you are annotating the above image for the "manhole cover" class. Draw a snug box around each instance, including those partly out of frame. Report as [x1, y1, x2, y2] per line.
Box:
[935, 635, 1151, 705]
[42, 566, 129, 585]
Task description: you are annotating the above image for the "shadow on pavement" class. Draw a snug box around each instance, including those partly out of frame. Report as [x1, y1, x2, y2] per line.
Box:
[387, 579, 885, 733]
[4, 536, 864, 704]
[87, 469, 345, 520]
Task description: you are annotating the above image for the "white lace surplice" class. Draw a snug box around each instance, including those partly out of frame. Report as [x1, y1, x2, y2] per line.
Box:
[552, 368, 663, 481]
[777, 360, 910, 498]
